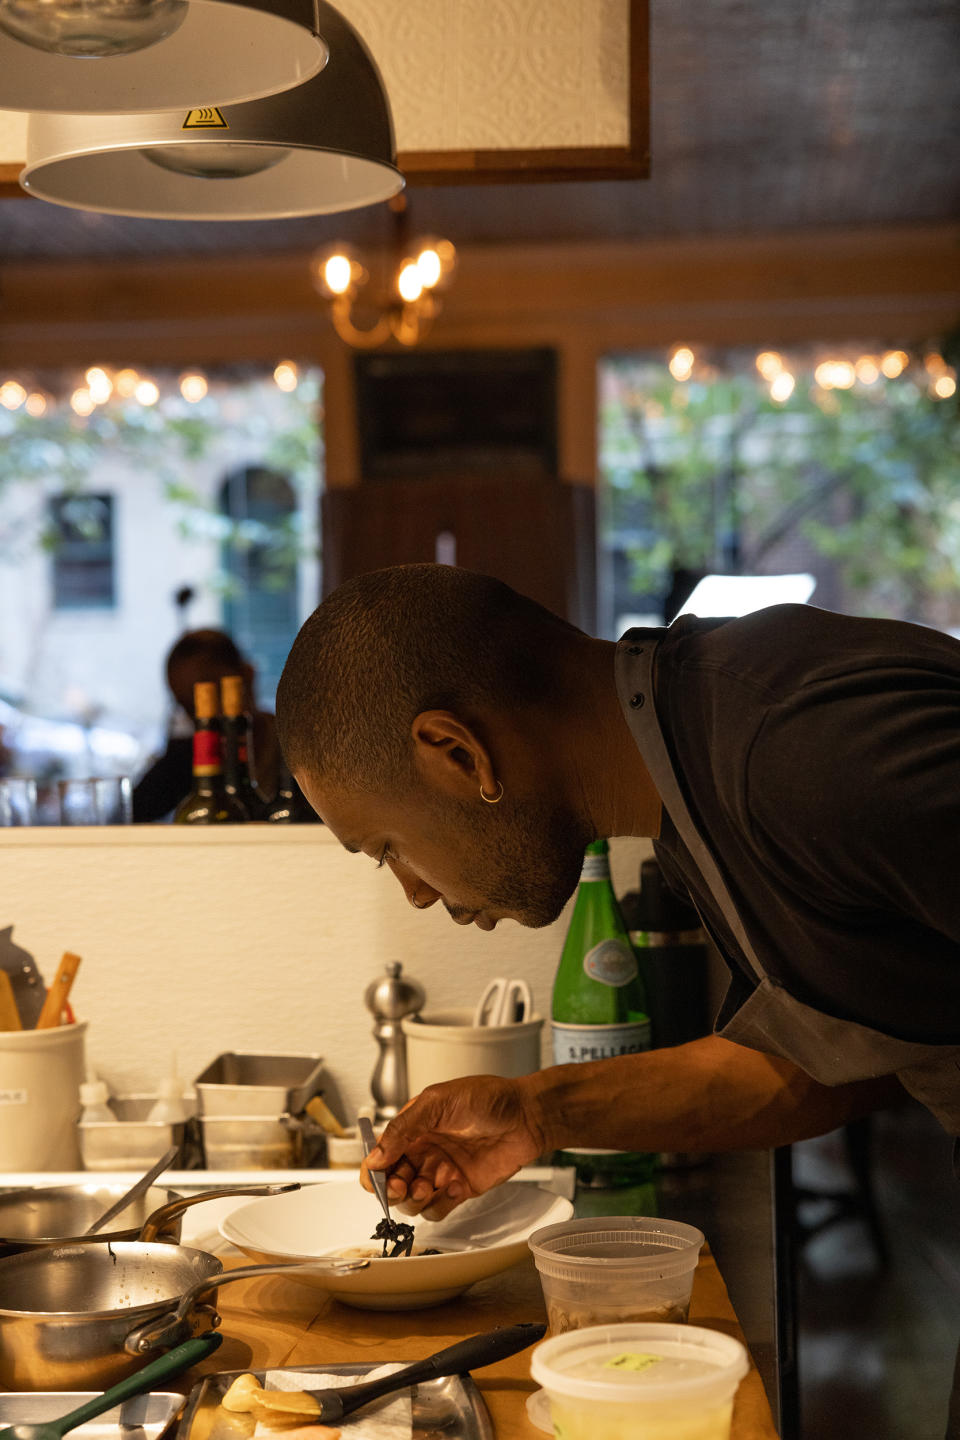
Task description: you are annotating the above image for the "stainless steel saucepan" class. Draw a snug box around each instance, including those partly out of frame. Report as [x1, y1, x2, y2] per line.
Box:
[0, 1182, 295, 1257]
[0, 1239, 368, 1391]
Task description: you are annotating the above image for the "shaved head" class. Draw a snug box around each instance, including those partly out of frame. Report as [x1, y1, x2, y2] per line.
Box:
[276, 564, 581, 796]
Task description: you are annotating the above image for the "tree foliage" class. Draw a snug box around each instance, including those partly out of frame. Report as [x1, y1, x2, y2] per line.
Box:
[600, 345, 960, 625]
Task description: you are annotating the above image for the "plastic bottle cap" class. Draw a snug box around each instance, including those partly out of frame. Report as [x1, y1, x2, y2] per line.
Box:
[80, 1079, 110, 1107]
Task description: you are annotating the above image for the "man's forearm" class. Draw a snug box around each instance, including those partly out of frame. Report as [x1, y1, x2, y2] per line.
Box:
[520, 1035, 903, 1155]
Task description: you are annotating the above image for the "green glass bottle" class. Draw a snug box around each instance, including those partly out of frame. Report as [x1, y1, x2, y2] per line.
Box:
[551, 838, 656, 1189]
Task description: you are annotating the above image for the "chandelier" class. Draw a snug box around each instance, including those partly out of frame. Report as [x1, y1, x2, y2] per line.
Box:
[310, 195, 456, 349]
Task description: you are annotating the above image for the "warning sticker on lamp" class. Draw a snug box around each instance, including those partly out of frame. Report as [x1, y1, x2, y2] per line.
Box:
[182, 108, 229, 130]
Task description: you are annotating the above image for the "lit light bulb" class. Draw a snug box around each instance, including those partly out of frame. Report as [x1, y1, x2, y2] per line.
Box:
[85, 367, 113, 404]
[416, 247, 442, 289]
[25, 391, 47, 417]
[855, 356, 880, 385]
[135, 379, 159, 406]
[669, 346, 695, 382]
[114, 368, 140, 398]
[397, 261, 424, 304]
[880, 350, 908, 379]
[179, 372, 207, 403]
[70, 387, 95, 416]
[144, 143, 289, 179]
[0, 380, 26, 410]
[924, 352, 947, 376]
[933, 374, 957, 399]
[323, 254, 353, 296]
[832, 361, 855, 389]
[274, 361, 298, 393]
[755, 351, 783, 381]
[769, 372, 795, 403]
[0, 0, 188, 59]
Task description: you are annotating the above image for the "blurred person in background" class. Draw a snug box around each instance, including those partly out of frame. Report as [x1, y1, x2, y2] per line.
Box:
[133, 628, 280, 821]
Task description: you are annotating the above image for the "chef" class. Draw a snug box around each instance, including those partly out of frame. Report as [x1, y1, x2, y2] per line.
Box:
[276, 561, 960, 1432]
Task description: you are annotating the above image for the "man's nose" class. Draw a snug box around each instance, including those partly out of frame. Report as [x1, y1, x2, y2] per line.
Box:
[387, 856, 440, 911]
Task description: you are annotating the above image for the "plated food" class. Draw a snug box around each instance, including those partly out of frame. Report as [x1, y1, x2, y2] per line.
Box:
[219, 1181, 574, 1310]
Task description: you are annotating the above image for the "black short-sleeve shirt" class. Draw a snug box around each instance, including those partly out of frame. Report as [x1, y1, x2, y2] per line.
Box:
[648, 604, 960, 1045]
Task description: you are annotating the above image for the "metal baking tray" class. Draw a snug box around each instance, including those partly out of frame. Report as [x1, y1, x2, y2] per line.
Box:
[178, 1364, 493, 1440]
[0, 1392, 184, 1440]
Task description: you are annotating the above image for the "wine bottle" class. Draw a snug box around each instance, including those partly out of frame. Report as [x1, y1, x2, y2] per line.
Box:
[173, 681, 248, 825]
[220, 674, 268, 820]
[551, 838, 655, 1189]
[265, 764, 322, 823]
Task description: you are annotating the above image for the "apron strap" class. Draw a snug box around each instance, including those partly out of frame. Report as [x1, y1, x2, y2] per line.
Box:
[615, 628, 768, 987]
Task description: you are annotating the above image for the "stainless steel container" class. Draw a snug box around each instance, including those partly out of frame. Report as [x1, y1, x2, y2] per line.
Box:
[193, 1053, 325, 1117]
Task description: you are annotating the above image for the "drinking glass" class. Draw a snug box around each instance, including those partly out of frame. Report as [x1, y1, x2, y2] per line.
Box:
[0, 777, 38, 826]
[94, 776, 133, 825]
[57, 776, 132, 825]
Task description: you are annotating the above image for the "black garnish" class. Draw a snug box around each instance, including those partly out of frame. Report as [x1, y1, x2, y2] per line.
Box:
[371, 1216, 416, 1257]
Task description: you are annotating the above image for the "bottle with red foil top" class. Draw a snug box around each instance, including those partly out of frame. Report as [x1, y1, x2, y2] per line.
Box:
[174, 680, 248, 825]
[220, 674, 267, 820]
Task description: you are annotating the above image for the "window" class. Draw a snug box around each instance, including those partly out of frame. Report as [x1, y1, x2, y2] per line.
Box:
[49, 493, 116, 610]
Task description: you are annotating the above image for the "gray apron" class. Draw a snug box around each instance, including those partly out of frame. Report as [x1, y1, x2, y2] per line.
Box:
[616, 629, 960, 1136]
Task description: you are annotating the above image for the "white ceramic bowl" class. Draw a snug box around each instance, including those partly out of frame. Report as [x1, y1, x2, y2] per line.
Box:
[220, 1181, 574, 1309]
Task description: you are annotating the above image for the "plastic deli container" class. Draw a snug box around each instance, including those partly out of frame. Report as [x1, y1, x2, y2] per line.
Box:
[528, 1216, 704, 1332]
[530, 1322, 749, 1440]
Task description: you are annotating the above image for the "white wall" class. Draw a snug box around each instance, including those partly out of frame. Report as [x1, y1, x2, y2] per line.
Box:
[0, 827, 652, 1124]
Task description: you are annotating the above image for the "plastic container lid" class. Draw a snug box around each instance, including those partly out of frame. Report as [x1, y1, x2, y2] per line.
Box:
[530, 1322, 749, 1406]
[528, 1215, 704, 1282]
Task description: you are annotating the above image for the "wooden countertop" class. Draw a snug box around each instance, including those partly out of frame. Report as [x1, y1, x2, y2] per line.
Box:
[191, 1247, 779, 1439]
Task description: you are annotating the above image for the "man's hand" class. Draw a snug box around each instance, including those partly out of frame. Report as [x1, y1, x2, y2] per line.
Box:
[360, 1074, 547, 1220]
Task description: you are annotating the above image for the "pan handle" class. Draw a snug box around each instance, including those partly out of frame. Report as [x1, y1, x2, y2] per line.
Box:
[122, 1257, 370, 1355]
[138, 1183, 302, 1242]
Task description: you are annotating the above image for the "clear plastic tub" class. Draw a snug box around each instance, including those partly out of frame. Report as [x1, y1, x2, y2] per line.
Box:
[528, 1215, 704, 1332]
[530, 1321, 749, 1440]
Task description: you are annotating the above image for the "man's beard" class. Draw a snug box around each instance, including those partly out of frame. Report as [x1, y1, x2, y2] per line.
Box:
[443, 788, 593, 929]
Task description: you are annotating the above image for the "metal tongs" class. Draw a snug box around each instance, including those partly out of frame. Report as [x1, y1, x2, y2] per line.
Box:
[357, 1114, 415, 1257]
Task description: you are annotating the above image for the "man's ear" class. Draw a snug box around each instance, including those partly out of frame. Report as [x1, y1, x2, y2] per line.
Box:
[410, 710, 496, 797]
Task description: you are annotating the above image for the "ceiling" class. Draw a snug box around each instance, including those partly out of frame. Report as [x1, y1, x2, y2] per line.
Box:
[0, 0, 957, 262]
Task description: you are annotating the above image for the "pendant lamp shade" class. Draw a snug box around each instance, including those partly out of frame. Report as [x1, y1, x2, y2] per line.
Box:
[19, 1, 403, 219]
[0, 0, 328, 114]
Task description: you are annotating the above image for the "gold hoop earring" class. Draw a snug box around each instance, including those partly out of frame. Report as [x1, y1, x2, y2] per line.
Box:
[480, 779, 504, 804]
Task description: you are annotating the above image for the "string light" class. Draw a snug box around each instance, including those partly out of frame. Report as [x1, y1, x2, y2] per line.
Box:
[85, 366, 113, 404]
[668, 347, 695, 382]
[769, 372, 795, 403]
[114, 368, 140, 398]
[0, 380, 26, 410]
[933, 374, 957, 399]
[70, 387, 95, 416]
[24, 391, 48, 417]
[179, 371, 208, 403]
[755, 351, 783, 381]
[273, 361, 299, 393]
[855, 356, 880, 384]
[880, 350, 909, 379]
[134, 379, 159, 406]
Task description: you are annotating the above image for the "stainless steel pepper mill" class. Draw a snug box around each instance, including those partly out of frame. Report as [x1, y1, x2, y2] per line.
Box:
[364, 961, 426, 1121]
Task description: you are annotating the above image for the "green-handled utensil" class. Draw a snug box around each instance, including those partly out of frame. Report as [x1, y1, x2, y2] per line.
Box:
[0, 1332, 223, 1440]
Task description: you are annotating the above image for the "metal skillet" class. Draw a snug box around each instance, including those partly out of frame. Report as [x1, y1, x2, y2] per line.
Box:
[0, 1181, 294, 1258]
[0, 1237, 368, 1391]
